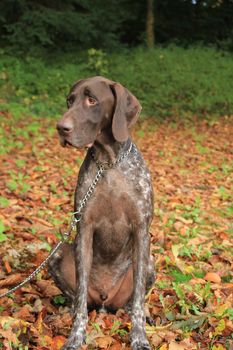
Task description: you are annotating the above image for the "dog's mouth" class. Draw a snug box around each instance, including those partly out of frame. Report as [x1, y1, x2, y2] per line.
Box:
[60, 137, 93, 149]
[61, 138, 73, 147]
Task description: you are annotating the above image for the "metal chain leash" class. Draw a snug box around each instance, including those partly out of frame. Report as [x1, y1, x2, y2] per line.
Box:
[0, 142, 132, 299]
[72, 165, 106, 221]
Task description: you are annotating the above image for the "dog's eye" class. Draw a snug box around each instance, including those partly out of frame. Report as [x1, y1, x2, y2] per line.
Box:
[87, 96, 97, 106]
[67, 95, 75, 108]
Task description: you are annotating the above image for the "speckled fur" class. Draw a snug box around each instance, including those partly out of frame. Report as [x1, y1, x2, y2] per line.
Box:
[48, 77, 155, 350]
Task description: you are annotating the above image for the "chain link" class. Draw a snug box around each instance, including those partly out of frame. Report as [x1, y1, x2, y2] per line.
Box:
[72, 165, 105, 220]
[0, 143, 132, 299]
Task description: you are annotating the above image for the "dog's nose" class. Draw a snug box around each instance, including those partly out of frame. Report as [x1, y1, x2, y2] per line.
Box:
[56, 120, 73, 134]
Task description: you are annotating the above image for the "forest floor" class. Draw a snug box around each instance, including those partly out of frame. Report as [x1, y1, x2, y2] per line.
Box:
[0, 113, 232, 350]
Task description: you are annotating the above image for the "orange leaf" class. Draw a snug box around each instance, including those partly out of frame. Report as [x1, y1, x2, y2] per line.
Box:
[109, 342, 122, 350]
[51, 335, 66, 350]
[4, 260, 11, 274]
[204, 272, 221, 283]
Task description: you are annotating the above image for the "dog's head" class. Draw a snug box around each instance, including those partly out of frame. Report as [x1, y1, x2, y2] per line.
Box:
[57, 76, 141, 148]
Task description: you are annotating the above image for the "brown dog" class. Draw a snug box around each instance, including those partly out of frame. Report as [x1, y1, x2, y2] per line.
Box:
[49, 76, 155, 350]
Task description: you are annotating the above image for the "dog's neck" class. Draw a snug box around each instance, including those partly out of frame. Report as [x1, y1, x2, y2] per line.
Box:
[91, 130, 131, 165]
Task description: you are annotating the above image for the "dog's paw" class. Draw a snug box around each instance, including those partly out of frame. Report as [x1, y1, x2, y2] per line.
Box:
[131, 340, 151, 350]
[130, 328, 151, 350]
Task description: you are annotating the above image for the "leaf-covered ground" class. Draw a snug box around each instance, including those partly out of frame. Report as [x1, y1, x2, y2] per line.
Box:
[0, 113, 232, 350]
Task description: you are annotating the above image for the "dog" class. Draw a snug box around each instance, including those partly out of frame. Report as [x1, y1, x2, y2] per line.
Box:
[48, 76, 155, 350]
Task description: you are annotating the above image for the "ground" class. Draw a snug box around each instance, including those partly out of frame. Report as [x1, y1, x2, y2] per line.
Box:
[0, 113, 232, 350]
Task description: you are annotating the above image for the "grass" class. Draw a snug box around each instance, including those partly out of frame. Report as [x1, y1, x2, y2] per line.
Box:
[1, 45, 233, 119]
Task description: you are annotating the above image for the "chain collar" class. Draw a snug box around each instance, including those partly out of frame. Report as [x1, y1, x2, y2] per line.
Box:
[90, 141, 133, 170]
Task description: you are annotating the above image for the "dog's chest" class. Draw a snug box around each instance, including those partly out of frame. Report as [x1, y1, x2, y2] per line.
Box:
[77, 169, 134, 256]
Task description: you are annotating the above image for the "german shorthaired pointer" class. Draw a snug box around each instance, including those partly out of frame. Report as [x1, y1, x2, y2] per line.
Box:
[48, 76, 155, 350]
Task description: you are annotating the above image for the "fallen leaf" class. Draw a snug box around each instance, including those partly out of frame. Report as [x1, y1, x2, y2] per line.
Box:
[168, 341, 187, 350]
[0, 328, 18, 346]
[175, 216, 193, 225]
[204, 272, 221, 283]
[0, 273, 22, 287]
[36, 279, 61, 297]
[13, 304, 35, 322]
[151, 333, 163, 348]
[109, 342, 122, 350]
[212, 345, 226, 350]
[32, 217, 53, 227]
[214, 319, 225, 336]
[160, 344, 168, 350]
[95, 335, 114, 348]
[51, 335, 67, 350]
[3, 260, 11, 273]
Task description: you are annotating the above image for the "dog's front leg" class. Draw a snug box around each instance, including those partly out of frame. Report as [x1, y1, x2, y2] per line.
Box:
[62, 222, 93, 350]
[130, 226, 151, 350]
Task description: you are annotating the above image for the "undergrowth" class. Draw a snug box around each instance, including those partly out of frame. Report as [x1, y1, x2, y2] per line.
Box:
[0, 45, 233, 119]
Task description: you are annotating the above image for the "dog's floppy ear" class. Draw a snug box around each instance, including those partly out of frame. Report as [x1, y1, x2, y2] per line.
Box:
[110, 83, 141, 142]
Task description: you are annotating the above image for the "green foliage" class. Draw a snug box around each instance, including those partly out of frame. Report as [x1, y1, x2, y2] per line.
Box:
[87, 49, 109, 76]
[1, 46, 233, 119]
[0, 220, 7, 242]
[171, 269, 192, 283]
[1, 0, 233, 53]
[224, 308, 233, 321]
[53, 295, 67, 305]
[0, 0, 135, 52]
[0, 196, 9, 208]
[109, 46, 233, 117]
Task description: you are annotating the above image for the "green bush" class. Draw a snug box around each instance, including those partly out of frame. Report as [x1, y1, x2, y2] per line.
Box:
[0, 45, 233, 119]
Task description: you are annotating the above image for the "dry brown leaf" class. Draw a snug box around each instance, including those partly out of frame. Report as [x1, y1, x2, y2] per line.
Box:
[189, 278, 206, 285]
[0, 273, 22, 287]
[14, 231, 35, 240]
[31, 217, 53, 227]
[0, 328, 18, 346]
[175, 216, 193, 225]
[173, 221, 183, 232]
[168, 341, 187, 350]
[95, 335, 114, 348]
[151, 333, 163, 348]
[109, 342, 122, 350]
[48, 313, 72, 335]
[32, 298, 44, 313]
[13, 304, 35, 322]
[36, 279, 61, 297]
